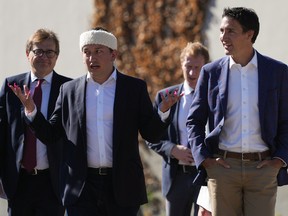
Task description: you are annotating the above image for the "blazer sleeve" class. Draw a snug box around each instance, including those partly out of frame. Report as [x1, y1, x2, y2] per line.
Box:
[146, 90, 176, 158]
[137, 81, 171, 143]
[28, 86, 65, 145]
[271, 64, 288, 164]
[187, 67, 211, 168]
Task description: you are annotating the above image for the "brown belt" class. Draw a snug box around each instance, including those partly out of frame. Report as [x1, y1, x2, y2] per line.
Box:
[218, 150, 270, 161]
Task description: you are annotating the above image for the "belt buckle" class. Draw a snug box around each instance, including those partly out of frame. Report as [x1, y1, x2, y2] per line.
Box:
[99, 168, 107, 176]
[241, 153, 250, 161]
[32, 168, 38, 175]
[182, 165, 190, 173]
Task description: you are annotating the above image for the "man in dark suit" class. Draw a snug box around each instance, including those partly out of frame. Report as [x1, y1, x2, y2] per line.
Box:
[0, 29, 71, 215]
[9, 27, 179, 216]
[147, 42, 209, 216]
[187, 7, 288, 216]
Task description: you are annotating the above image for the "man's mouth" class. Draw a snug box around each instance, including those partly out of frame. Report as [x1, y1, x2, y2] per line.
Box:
[90, 64, 100, 69]
[223, 43, 232, 49]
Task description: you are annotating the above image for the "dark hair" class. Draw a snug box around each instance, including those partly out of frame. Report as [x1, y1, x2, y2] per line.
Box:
[26, 28, 60, 54]
[92, 26, 108, 32]
[222, 7, 259, 43]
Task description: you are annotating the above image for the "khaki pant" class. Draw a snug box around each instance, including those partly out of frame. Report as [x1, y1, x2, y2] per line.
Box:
[206, 158, 278, 216]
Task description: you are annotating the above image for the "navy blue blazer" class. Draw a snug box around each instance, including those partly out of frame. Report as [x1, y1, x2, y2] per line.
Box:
[0, 71, 71, 200]
[187, 51, 288, 186]
[28, 71, 170, 206]
[147, 84, 185, 196]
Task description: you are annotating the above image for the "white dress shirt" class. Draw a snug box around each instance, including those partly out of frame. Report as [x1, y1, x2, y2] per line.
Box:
[28, 69, 168, 168]
[179, 81, 194, 148]
[219, 53, 268, 153]
[86, 70, 116, 168]
[178, 81, 195, 165]
[30, 72, 52, 169]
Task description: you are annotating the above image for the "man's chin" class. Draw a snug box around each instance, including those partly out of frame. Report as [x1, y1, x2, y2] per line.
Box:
[224, 49, 231, 55]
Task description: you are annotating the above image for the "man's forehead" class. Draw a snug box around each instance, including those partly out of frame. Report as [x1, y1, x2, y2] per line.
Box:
[83, 44, 108, 50]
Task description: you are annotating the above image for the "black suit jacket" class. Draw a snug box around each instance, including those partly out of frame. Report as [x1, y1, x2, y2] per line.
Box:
[187, 51, 288, 186]
[147, 84, 185, 196]
[29, 71, 170, 206]
[0, 71, 71, 200]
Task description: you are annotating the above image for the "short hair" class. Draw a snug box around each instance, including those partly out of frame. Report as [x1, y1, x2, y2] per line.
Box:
[222, 7, 260, 44]
[180, 42, 210, 64]
[26, 28, 60, 54]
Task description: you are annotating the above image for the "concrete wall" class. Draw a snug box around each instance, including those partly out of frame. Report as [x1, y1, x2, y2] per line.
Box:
[0, 1, 288, 215]
[0, 0, 94, 81]
[0, 1, 93, 214]
[205, 0, 288, 63]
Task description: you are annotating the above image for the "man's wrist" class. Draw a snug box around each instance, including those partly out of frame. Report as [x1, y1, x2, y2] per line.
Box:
[25, 107, 37, 121]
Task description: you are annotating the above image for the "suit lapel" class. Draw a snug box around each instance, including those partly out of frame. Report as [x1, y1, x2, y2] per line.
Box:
[47, 72, 60, 117]
[75, 76, 87, 132]
[113, 72, 126, 153]
[218, 57, 230, 117]
[174, 84, 183, 143]
[24, 72, 31, 86]
[257, 53, 269, 127]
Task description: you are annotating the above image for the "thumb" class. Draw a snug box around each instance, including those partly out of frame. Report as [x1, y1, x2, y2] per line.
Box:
[216, 158, 230, 168]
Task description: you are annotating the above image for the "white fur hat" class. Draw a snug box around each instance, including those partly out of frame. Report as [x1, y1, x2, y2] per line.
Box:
[79, 29, 117, 51]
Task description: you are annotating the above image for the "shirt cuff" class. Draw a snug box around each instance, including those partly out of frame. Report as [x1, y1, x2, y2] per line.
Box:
[25, 107, 37, 121]
[158, 108, 170, 122]
[273, 157, 287, 167]
[168, 144, 176, 158]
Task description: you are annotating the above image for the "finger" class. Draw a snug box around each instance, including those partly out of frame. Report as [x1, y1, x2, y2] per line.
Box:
[23, 85, 32, 99]
[160, 92, 165, 101]
[23, 85, 29, 95]
[179, 91, 185, 97]
[14, 86, 22, 96]
[173, 89, 178, 96]
[7, 83, 15, 93]
[256, 160, 268, 168]
[216, 158, 230, 168]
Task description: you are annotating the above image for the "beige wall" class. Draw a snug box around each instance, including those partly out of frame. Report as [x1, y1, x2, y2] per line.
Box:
[0, 0, 93, 83]
[0, 1, 288, 215]
[0, 1, 93, 214]
[205, 0, 288, 64]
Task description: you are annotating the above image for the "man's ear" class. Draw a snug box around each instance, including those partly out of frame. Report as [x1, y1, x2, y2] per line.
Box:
[247, 30, 255, 42]
[111, 50, 118, 61]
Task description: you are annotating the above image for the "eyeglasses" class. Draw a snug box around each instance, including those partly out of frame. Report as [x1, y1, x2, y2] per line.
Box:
[31, 49, 58, 58]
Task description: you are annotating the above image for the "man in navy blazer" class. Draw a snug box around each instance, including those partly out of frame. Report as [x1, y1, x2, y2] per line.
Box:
[187, 7, 288, 216]
[148, 42, 210, 216]
[0, 29, 71, 215]
[10, 27, 179, 216]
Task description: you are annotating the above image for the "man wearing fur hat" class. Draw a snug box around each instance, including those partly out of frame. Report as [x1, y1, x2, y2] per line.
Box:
[9, 27, 180, 215]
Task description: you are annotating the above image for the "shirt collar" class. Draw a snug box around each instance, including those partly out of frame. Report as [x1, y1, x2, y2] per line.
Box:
[86, 67, 117, 84]
[30, 71, 53, 84]
[183, 80, 194, 95]
[229, 50, 258, 69]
